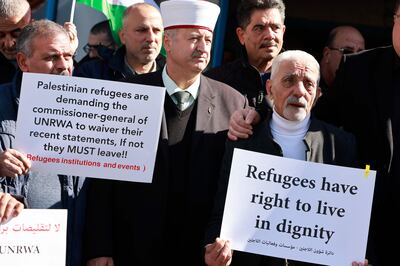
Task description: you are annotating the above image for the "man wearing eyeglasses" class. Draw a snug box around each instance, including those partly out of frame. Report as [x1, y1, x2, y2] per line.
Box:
[320, 26, 365, 91]
[313, 26, 364, 119]
[76, 20, 117, 68]
[74, 3, 164, 81]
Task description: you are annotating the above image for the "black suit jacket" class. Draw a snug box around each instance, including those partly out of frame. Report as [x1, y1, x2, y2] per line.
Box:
[314, 46, 398, 266]
[84, 70, 247, 265]
[206, 117, 357, 266]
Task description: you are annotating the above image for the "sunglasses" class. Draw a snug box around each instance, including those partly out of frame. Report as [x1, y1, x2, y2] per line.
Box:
[83, 43, 114, 53]
[328, 47, 362, 55]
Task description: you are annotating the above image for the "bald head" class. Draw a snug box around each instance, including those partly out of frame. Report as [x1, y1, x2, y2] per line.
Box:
[0, 0, 31, 60]
[122, 3, 161, 28]
[119, 3, 163, 73]
[321, 26, 365, 87]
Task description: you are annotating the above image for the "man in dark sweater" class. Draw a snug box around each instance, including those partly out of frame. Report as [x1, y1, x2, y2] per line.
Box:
[84, 1, 247, 265]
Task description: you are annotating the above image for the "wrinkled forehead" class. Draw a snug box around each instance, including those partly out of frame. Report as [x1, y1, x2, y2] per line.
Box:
[31, 33, 73, 53]
[176, 27, 213, 37]
[0, 11, 31, 32]
[279, 60, 318, 79]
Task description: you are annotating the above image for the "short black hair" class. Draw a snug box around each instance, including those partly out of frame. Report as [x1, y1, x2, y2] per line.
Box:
[237, 0, 285, 29]
[90, 20, 115, 44]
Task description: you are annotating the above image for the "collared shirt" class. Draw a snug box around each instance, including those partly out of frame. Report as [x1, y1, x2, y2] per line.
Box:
[124, 56, 157, 77]
[162, 66, 199, 110]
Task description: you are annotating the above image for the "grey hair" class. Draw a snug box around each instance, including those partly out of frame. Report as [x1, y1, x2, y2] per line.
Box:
[16, 19, 69, 57]
[0, 0, 30, 18]
[270, 50, 320, 85]
[164, 28, 177, 39]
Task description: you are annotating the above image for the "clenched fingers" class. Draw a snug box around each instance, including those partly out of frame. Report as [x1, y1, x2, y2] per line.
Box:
[0, 149, 31, 177]
[0, 192, 24, 224]
[205, 238, 233, 266]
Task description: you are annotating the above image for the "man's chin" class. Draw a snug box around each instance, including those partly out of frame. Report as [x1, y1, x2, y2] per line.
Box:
[283, 108, 307, 121]
[1, 51, 17, 60]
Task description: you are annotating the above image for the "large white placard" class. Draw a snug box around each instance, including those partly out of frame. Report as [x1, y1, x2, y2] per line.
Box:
[15, 73, 165, 183]
[0, 209, 67, 266]
[221, 149, 376, 265]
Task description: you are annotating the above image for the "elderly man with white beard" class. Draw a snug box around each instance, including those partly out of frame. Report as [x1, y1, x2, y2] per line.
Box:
[0, 19, 86, 266]
[204, 50, 366, 266]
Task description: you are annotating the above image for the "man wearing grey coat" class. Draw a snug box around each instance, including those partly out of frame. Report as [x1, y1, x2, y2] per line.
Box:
[84, 1, 247, 265]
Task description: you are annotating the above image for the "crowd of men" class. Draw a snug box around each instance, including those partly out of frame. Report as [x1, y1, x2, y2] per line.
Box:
[1, 0, 399, 265]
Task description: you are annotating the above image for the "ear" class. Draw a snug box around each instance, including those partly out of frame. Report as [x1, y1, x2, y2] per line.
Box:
[312, 86, 322, 107]
[266, 79, 273, 99]
[322, 47, 330, 62]
[16, 52, 29, 72]
[119, 29, 126, 45]
[236, 27, 245, 45]
[163, 34, 171, 53]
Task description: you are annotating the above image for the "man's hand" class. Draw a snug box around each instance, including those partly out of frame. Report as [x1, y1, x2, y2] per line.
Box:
[64, 22, 79, 54]
[228, 108, 261, 141]
[0, 149, 31, 177]
[352, 259, 369, 266]
[87, 257, 114, 266]
[205, 238, 233, 266]
[0, 192, 24, 224]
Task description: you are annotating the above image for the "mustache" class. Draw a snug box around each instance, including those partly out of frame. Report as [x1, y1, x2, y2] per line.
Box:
[141, 43, 157, 50]
[57, 70, 70, 76]
[192, 50, 207, 59]
[286, 96, 307, 107]
[260, 41, 277, 49]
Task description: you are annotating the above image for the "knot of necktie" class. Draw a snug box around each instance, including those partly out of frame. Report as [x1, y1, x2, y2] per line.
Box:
[174, 91, 191, 110]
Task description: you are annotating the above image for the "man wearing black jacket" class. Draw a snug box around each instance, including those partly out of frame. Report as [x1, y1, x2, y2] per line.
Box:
[206, 0, 286, 120]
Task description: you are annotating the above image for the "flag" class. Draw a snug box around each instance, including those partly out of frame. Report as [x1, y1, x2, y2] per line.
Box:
[75, 0, 158, 45]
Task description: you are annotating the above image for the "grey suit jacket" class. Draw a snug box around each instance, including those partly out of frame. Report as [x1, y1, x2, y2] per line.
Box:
[85, 70, 247, 266]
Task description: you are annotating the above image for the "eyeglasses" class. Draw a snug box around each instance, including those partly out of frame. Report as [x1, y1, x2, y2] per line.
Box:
[328, 47, 361, 55]
[83, 43, 114, 53]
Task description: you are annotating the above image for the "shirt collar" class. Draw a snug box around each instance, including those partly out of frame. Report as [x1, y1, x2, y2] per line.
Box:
[124, 56, 157, 76]
[162, 66, 200, 100]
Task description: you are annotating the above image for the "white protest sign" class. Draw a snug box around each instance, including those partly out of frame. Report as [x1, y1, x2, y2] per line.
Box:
[221, 149, 376, 265]
[0, 209, 67, 266]
[15, 73, 165, 183]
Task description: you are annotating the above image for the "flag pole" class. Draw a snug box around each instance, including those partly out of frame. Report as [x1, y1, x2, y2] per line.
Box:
[70, 0, 77, 22]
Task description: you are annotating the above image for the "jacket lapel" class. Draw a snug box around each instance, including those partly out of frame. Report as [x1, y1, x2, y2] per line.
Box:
[373, 47, 394, 169]
[195, 75, 215, 131]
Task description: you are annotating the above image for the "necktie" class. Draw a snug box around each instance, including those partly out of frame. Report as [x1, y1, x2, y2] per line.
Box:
[174, 91, 191, 110]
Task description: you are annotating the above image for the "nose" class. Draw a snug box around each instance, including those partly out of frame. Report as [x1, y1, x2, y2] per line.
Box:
[88, 49, 98, 58]
[55, 56, 71, 72]
[292, 82, 307, 97]
[146, 30, 157, 43]
[3, 34, 16, 49]
[196, 37, 209, 53]
[263, 26, 275, 40]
